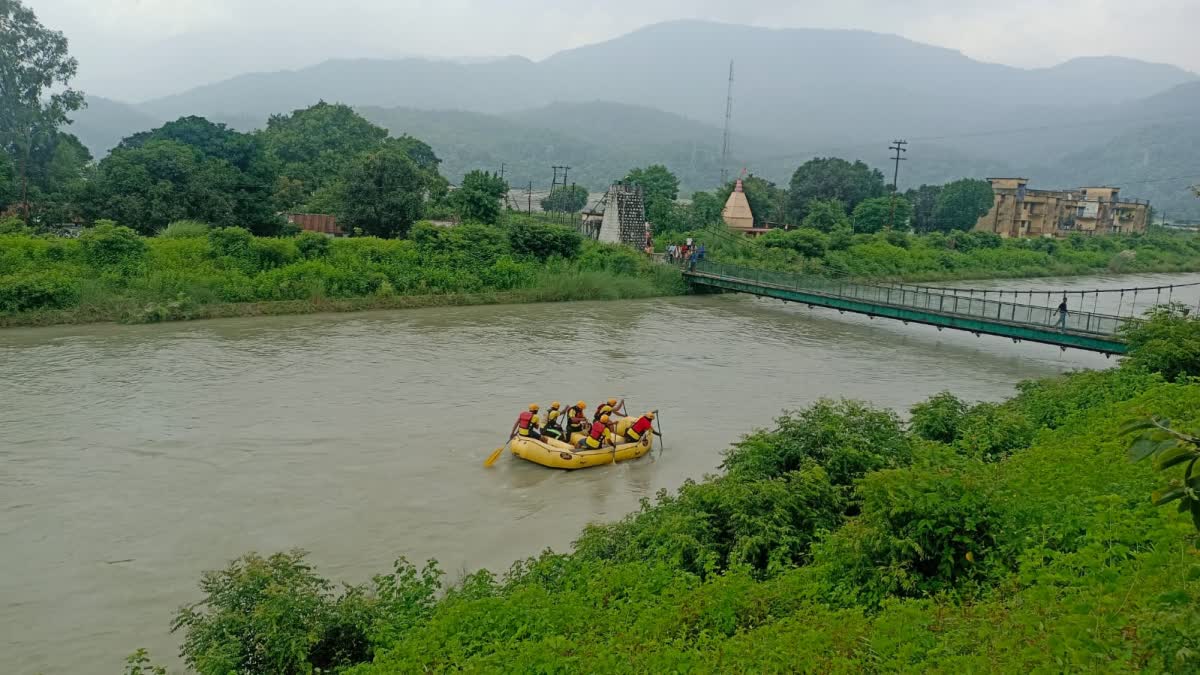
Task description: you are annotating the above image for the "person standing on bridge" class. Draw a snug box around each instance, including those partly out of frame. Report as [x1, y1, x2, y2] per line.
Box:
[1056, 295, 1069, 331]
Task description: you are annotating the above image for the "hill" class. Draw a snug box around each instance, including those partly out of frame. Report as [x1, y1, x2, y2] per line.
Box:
[67, 96, 164, 157]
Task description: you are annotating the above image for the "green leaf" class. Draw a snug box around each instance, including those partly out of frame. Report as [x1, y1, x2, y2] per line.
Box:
[1152, 444, 1200, 471]
[1151, 486, 1187, 506]
[1191, 500, 1200, 531]
[1129, 436, 1178, 462]
[1119, 418, 1159, 436]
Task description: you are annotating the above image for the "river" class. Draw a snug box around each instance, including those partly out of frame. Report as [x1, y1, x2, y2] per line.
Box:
[3, 271, 1198, 674]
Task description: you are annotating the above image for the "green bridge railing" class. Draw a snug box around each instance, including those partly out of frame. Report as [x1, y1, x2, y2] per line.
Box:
[685, 261, 1134, 339]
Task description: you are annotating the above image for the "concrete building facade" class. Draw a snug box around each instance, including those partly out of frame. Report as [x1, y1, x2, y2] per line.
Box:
[974, 178, 1150, 238]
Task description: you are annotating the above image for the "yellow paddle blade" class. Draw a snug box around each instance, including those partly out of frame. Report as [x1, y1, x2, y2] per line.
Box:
[483, 446, 504, 467]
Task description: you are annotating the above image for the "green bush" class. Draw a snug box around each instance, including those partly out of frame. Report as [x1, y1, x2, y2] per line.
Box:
[79, 222, 148, 271]
[159, 220, 211, 238]
[0, 271, 81, 312]
[1120, 302, 1200, 381]
[908, 391, 969, 443]
[507, 221, 582, 260]
[294, 231, 330, 259]
[954, 402, 1036, 462]
[721, 399, 912, 488]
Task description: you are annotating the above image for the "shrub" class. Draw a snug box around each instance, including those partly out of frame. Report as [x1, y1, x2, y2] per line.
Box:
[508, 221, 582, 260]
[954, 402, 1036, 462]
[159, 220, 211, 238]
[760, 228, 827, 258]
[1120, 302, 1200, 381]
[815, 464, 1003, 606]
[0, 271, 81, 312]
[207, 226, 255, 260]
[909, 391, 969, 443]
[294, 231, 330, 259]
[722, 399, 912, 488]
[79, 222, 148, 271]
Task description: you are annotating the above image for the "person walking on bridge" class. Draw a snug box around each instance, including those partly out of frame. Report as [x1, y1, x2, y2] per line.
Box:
[1056, 295, 1069, 331]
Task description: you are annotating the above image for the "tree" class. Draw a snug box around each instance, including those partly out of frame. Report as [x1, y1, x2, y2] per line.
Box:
[801, 199, 850, 233]
[0, 0, 85, 222]
[260, 102, 389, 205]
[787, 157, 886, 223]
[451, 170, 507, 225]
[905, 184, 943, 232]
[852, 196, 913, 234]
[84, 140, 243, 234]
[932, 179, 994, 232]
[540, 184, 588, 213]
[116, 116, 282, 234]
[717, 174, 787, 225]
[624, 164, 679, 213]
[336, 146, 426, 238]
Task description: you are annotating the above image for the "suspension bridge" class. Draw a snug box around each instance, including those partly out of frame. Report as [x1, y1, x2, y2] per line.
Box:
[682, 261, 1196, 354]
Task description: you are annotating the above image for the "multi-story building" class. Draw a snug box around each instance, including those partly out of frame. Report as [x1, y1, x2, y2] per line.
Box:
[974, 178, 1149, 238]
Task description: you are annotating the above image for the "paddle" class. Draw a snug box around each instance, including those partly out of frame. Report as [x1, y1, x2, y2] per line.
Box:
[653, 410, 666, 456]
[484, 435, 512, 468]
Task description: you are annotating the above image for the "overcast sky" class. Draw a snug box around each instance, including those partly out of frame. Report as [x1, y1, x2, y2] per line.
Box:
[33, 0, 1200, 101]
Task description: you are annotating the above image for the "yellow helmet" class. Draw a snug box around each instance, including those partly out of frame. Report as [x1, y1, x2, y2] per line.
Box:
[551, 401, 561, 409]
[529, 404, 539, 411]
[576, 400, 586, 409]
[600, 414, 611, 424]
[646, 412, 656, 420]
[607, 398, 618, 406]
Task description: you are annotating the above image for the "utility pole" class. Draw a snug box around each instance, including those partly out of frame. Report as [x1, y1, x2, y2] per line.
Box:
[720, 60, 734, 186]
[527, 181, 532, 214]
[561, 166, 570, 188]
[499, 163, 506, 181]
[887, 139, 908, 230]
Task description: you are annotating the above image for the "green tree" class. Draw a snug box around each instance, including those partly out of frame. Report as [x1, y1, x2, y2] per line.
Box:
[260, 102, 389, 206]
[717, 174, 787, 225]
[905, 184, 943, 232]
[852, 196, 913, 234]
[624, 164, 679, 214]
[932, 179, 994, 232]
[801, 199, 850, 233]
[540, 184, 588, 213]
[788, 157, 886, 223]
[0, 0, 85, 222]
[117, 116, 282, 234]
[85, 140, 242, 234]
[451, 170, 507, 225]
[337, 146, 426, 238]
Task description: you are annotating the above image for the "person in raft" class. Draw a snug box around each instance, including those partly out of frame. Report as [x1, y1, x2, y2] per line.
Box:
[511, 403, 542, 440]
[606, 398, 627, 417]
[565, 401, 588, 439]
[623, 411, 656, 443]
[593, 404, 613, 423]
[542, 402, 565, 441]
[578, 414, 616, 450]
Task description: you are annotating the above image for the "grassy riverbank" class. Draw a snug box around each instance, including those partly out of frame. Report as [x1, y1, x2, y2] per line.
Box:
[141, 313, 1200, 674]
[0, 219, 684, 328]
[666, 226, 1200, 283]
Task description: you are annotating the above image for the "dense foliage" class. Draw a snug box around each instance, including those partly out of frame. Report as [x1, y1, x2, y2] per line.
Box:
[539, 184, 588, 213]
[787, 157, 887, 222]
[663, 224, 1200, 282]
[154, 324, 1200, 672]
[0, 216, 681, 325]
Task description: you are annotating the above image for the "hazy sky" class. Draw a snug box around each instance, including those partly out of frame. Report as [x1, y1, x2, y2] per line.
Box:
[33, 0, 1200, 101]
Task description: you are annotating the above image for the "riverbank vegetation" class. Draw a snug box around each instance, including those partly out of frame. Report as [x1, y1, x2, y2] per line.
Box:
[667, 224, 1200, 282]
[136, 312, 1200, 674]
[0, 217, 683, 327]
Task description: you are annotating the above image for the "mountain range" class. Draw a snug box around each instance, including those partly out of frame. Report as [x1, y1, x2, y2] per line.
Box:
[64, 20, 1200, 220]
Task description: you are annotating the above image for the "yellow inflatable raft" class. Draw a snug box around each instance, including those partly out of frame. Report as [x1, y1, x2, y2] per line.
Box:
[510, 417, 653, 470]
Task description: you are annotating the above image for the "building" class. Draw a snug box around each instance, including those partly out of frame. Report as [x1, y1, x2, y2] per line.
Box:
[974, 178, 1150, 238]
[597, 182, 648, 247]
[722, 179, 755, 230]
[286, 213, 345, 237]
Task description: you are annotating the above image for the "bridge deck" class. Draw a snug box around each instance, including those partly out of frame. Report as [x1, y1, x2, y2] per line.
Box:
[684, 261, 1130, 354]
